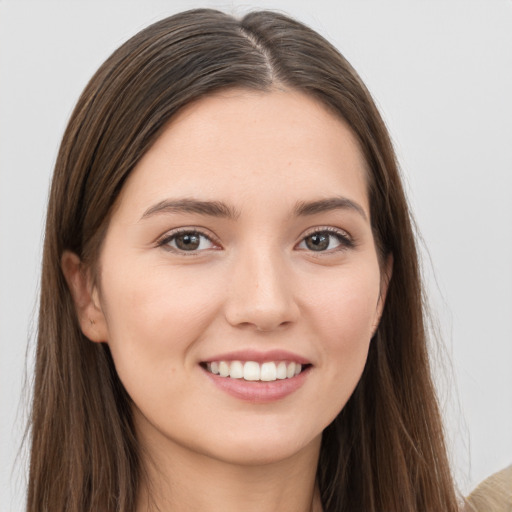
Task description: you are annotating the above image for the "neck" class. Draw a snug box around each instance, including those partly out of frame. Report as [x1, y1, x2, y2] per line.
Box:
[135, 426, 323, 512]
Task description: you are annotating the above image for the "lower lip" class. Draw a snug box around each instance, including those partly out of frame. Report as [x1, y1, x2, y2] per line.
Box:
[201, 366, 311, 403]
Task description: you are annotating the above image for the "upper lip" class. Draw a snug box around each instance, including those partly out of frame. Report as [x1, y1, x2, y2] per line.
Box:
[201, 349, 311, 365]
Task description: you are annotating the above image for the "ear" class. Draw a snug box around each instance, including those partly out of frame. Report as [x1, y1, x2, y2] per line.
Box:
[372, 253, 393, 337]
[61, 250, 108, 343]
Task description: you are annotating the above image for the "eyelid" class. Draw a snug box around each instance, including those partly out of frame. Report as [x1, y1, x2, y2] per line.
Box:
[295, 225, 355, 253]
[155, 225, 354, 255]
[156, 227, 222, 254]
[300, 225, 352, 241]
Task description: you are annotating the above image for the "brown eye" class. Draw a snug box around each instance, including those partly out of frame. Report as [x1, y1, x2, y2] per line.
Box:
[175, 233, 201, 250]
[161, 230, 216, 253]
[298, 229, 353, 253]
[305, 233, 330, 251]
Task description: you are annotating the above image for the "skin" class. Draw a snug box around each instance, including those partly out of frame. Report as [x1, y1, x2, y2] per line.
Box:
[63, 88, 391, 512]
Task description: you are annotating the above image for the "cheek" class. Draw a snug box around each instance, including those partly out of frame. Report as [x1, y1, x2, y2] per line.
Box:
[300, 262, 381, 400]
[306, 264, 381, 342]
[97, 262, 227, 423]
[98, 261, 221, 376]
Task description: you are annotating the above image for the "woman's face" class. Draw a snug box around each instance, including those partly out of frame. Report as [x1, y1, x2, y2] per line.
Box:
[86, 89, 388, 466]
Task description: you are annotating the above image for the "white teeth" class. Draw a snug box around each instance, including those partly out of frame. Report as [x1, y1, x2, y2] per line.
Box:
[229, 360, 243, 379]
[243, 361, 260, 381]
[205, 360, 306, 381]
[276, 361, 287, 380]
[210, 361, 219, 375]
[219, 361, 230, 377]
[260, 362, 277, 381]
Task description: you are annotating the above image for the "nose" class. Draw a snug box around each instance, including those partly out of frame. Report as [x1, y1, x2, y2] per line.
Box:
[224, 248, 300, 332]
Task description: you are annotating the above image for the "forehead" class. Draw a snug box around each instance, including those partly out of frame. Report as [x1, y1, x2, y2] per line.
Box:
[117, 88, 369, 219]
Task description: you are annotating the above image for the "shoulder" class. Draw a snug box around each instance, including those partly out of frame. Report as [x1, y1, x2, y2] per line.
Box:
[464, 465, 512, 512]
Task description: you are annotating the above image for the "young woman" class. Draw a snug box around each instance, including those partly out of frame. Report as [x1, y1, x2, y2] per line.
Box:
[27, 8, 461, 511]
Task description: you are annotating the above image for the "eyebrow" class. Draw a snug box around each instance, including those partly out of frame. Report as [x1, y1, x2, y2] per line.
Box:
[293, 197, 368, 221]
[140, 196, 367, 222]
[141, 198, 241, 220]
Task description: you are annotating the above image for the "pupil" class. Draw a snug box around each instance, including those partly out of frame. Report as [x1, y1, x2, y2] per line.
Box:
[307, 233, 329, 251]
[177, 233, 200, 250]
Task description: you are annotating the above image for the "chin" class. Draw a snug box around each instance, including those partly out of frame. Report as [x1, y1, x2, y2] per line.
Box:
[200, 427, 322, 467]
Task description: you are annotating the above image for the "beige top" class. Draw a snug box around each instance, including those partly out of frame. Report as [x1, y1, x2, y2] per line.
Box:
[464, 465, 512, 512]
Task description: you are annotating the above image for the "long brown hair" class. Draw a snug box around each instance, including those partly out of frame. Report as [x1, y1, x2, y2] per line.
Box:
[27, 8, 460, 511]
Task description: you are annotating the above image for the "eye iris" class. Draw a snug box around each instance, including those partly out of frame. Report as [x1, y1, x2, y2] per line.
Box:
[306, 233, 330, 251]
[175, 233, 200, 250]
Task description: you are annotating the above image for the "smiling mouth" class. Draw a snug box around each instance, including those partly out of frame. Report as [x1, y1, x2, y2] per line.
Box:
[201, 360, 310, 382]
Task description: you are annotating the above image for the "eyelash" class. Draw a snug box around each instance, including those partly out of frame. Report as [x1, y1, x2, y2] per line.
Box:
[157, 228, 220, 256]
[156, 226, 354, 256]
[298, 227, 354, 254]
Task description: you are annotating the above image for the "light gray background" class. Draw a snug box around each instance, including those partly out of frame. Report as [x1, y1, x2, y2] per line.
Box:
[1, 1, 511, 509]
